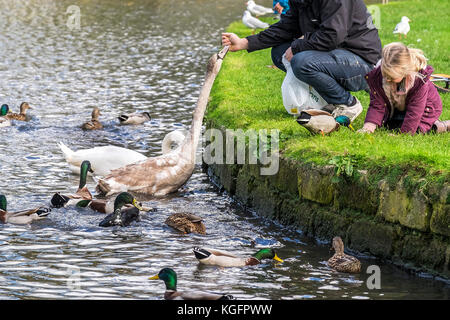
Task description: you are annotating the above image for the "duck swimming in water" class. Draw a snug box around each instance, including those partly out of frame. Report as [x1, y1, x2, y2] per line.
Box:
[98, 192, 145, 227]
[50, 160, 94, 208]
[149, 268, 234, 300]
[327, 236, 361, 273]
[5, 102, 32, 121]
[0, 194, 51, 225]
[81, 107, 103, 130]
[165, 213, 206, 235]
[193, 247, 283, 267]
[118, 111, 151, 125]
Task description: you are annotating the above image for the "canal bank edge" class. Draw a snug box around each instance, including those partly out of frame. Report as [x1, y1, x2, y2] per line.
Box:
[202, 126, 450, 280]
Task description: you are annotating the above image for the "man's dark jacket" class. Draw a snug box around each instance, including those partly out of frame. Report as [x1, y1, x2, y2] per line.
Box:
[246, 0, 382, 65]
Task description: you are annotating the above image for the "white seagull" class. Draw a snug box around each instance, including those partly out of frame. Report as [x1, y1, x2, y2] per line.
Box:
[243, 10, 269, 35]
[246, 0, 273, 17]
[393, 16, 411, 39]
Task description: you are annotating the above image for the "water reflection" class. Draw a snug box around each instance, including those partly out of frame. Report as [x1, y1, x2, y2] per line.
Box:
[0, 0, 448, 300]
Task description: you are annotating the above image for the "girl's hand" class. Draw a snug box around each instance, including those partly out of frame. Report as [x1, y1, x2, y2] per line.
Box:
[357, 122, 377, 133]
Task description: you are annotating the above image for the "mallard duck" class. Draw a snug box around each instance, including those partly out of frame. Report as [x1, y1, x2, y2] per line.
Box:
[50, 160, 94, 208]
[0, 194, 51, 225]
[165, 213, 206, 235]
[327, 236, 361, 273]
[192, 247, 283, 267]
[81, 107, 103, 130]
[0, 104, 11, 127]
[98, 192, 145, 227]
[96, 46, 229, 197]
[296, 110, 354, 136]
[5, 102, 32, 121]
[58, 130, 185, 177]
[149, 268, 234, 300]
[118, 111, 151, 125]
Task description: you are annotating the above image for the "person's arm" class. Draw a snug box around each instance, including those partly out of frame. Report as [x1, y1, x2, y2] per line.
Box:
[291, 0, 351, 54]
[363, 87, 387, 132]
[246, 0, 301, 52]
[400, 84, 428, 134]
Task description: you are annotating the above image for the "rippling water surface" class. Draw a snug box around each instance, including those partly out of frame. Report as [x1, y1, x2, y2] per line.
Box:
[0, 0, 448, 300]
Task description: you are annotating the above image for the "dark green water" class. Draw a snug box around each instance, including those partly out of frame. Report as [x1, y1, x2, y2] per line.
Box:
[0, 0, 448, 299]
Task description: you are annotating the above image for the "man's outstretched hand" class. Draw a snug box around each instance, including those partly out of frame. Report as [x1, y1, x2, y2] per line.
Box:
[222, 33, 249, 52]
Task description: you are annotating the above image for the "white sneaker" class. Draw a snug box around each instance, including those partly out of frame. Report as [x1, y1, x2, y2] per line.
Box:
[331, 97, 363, 123]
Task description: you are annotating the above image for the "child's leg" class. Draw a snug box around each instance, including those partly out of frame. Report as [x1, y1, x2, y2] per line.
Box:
[431, 120, 450, 133]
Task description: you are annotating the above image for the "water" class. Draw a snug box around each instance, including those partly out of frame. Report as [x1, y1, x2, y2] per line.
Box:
[0, 0, 448, 300]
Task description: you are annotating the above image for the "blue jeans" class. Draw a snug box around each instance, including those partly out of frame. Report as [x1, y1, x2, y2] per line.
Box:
[272, 43, 374, 105]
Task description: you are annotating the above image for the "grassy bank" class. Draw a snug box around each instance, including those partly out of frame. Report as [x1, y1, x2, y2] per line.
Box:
[207, 0, 449, 184]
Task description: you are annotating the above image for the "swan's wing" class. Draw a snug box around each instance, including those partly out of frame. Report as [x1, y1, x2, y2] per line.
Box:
[96, 152, 192, 195]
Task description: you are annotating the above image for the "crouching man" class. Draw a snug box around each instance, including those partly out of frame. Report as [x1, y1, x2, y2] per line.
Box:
[222, 0, 382, 122]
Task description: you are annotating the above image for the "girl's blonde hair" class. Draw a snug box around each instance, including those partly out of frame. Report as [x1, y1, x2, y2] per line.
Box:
[381, 42, 428, 80]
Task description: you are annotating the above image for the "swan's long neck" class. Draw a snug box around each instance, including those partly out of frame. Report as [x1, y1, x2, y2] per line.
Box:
[182, 47, 228, 159]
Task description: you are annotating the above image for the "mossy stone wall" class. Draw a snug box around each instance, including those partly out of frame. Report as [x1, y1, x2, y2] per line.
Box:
[204, 128, 450, 279]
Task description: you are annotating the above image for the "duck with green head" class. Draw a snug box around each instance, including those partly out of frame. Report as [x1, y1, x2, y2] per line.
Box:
[296, 109, 354, 136]
[0, 104, 11, 128]
[98, 192, 144, 227]
[50, 160, 94, 208]
[0, 194, 51, 225]
[192, 247, 283, 267]
[149, 268, 234, 300]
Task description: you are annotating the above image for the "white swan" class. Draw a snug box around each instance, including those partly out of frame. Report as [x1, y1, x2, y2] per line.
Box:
[95, 46, 229, 197]
[59, 130, 186, 176]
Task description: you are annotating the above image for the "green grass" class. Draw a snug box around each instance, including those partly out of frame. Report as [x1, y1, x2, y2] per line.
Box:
[207, 0, 449, 181]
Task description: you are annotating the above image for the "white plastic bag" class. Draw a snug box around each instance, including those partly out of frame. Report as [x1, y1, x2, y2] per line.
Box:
[281, 55, 328, 115]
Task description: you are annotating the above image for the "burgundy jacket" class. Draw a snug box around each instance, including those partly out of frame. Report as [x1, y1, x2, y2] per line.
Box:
[364, 65, 442, 134]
